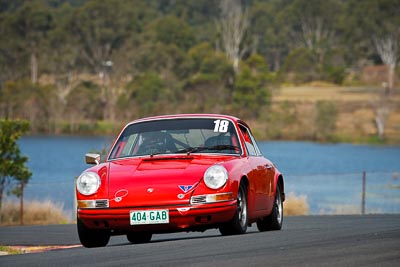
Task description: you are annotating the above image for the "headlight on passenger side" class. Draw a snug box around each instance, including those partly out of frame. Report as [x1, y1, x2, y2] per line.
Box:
[76, 172, 101, 195]
[204, 165, 228, 189]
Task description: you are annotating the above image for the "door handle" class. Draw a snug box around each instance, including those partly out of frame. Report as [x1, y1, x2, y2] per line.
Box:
[265, 164, 273, 169]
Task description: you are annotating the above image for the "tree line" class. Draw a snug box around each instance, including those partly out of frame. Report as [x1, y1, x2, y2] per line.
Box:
[0, 0, 398, 136]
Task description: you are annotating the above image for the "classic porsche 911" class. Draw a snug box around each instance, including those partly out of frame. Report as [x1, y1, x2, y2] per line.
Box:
[76, 114, 285, 247]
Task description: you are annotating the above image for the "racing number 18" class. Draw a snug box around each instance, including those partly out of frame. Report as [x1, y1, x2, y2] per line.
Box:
[213, 120, 229, 133]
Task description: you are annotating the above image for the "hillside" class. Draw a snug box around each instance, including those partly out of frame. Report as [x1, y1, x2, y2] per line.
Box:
[250, 84, 400, 144]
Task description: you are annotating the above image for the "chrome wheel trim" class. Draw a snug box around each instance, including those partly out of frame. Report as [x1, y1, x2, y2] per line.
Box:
[276, 190, 283, 225]
[238, 187, 247, 227]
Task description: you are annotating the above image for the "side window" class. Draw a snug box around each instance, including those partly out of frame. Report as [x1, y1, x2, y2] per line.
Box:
[248, 131, 262, 156]
[121, 134, 138, 156]
[239, 125, 257, 156]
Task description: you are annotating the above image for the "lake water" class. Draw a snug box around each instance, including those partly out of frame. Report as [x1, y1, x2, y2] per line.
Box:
[8, 136, 400, 217]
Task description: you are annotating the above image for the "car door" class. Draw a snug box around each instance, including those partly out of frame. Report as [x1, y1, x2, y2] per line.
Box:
[239, 125, 273, 212]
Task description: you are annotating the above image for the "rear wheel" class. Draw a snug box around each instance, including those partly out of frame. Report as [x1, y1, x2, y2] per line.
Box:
[126, 232, 152, 244]
[257, 184, 283, 231]
[219, 182, 248, 235]
[77, 218, 110, 248]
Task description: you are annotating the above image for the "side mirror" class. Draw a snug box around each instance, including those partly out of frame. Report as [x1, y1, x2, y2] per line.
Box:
[85, 153, 101, 165]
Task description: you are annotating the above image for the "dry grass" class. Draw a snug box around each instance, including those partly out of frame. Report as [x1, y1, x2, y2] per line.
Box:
[0, 200, 70, 226]
[284, 192, 310, 216]
[275, 85, 400, 102]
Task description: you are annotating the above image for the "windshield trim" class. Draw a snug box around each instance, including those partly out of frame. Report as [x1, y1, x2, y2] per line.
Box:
[106, 116, 244, 161]
[107, 152, 242, 162]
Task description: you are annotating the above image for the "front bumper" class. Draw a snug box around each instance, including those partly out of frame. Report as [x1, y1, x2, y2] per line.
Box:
[77, 200, 237, 233]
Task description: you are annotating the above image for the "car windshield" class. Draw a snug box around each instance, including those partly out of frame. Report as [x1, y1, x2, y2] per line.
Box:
[108, 118, 242, 159]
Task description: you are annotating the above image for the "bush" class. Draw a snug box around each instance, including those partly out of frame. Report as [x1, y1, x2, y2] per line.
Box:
[322, 65, 347, 85]
[314, 101, 338, 141]
[282, 47, 318, 84]
[233, 55, 272, 119]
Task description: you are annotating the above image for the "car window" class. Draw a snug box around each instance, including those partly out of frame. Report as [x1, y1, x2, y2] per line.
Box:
[239, 124, 260, 156]
[248, 131, 262, 156]
[109, 118, 242, 159]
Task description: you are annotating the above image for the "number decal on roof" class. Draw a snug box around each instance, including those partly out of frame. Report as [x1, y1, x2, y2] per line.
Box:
[213, 119, 229, 133]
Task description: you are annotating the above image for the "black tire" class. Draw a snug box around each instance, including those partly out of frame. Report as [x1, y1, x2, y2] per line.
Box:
[126, 232, 152, 244]
[219, 183, 248, 235]
[77, 218, 110, 248]
[257, 184, 283, 231]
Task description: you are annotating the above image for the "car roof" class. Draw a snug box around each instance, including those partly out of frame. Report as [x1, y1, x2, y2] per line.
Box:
[128, 114, 241, 124]
[122, 114, 252, 135]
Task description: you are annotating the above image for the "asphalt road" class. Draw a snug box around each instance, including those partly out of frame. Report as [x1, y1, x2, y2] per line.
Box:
[1, 215, 399, 266]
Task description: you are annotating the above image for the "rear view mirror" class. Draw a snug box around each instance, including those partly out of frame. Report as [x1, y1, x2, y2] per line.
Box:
[85, 153, 101, 165]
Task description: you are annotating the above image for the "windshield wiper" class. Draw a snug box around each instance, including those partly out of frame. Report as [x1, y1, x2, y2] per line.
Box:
[174, 146, 206, 154]
[206, 145, 240, 152]
[149, 151, 163, 157]
[174, 145, 240, 155]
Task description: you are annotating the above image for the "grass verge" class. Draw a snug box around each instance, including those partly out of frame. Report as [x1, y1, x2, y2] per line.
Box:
[0, 246, 22, 255]
[0, 200, 70, 226]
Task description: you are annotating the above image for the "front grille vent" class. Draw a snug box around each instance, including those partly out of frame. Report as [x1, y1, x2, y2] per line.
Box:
[95, 199, 109, 208]
[190, 195, 206, 205]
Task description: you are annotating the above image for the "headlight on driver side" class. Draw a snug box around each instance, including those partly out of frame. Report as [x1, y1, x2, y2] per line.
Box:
[76, 172, 101, 195]
[204, 165, 228, 189]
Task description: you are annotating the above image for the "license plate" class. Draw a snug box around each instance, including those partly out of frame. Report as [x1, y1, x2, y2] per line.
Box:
[130, 209, 169, 225]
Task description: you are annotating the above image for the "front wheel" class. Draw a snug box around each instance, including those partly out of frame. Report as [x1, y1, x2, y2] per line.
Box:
[219, 183, 248, 235]
[77, 218, 110, 248]
[257, 184, 283, 231]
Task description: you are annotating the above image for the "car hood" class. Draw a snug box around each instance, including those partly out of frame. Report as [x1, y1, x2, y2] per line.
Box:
[107, 155, 235, 208]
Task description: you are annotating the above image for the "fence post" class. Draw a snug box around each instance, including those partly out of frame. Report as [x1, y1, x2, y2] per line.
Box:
[20, 182, 24, 225]
[361, 171, 366, 215]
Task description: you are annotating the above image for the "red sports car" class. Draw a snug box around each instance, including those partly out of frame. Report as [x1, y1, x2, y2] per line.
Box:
[76, 114, 285, 247]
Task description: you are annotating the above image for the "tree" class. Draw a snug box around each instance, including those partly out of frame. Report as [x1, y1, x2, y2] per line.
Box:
[0, 80, 58, 133]
[373, 84, 391, 140]
[68, 0, 137, 121]
[349, 0, 400, 138]
[46, 2, 80, 103]
[233, 54, 272, 119]
[0, 119, 32, 224]
[373, 35, 399, 95]
[126, 73, 166, 117]
[249, 0, 289, 72]
[8, 0, 54, 83]
[216, 0, 249, 74]
[349, 0, 400, 94]
[137, 15, 194, 80]
[282, 47, 318, 84]
[153, 15, 195, 51]
[184, 42, 234, 113]
[0, 11, 27, 84]
[64, 81, 103, 133]
[285, 0, 343, 65]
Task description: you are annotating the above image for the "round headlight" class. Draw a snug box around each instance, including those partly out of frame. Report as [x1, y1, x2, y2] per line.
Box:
[76, 172, 101, 195]
[204, 165, 228, 189]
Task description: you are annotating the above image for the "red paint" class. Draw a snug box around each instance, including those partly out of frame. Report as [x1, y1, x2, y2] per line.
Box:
[77, 114, 283, 236]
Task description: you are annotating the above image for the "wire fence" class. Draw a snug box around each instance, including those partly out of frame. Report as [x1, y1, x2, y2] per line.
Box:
[4, 171, 400, 220]
[284, 171, 400, 214]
